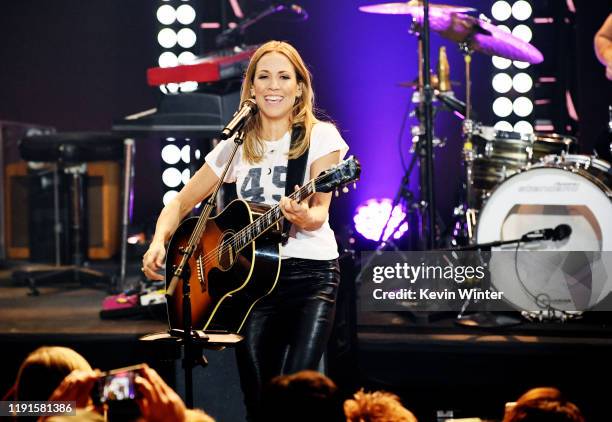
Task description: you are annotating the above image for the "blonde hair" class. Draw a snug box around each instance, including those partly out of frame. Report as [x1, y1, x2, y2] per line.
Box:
[502, 387, 584, 422]
[14, 346, 92, 401]
[240, 40, 319, 163]
[344, 389, 418, 422]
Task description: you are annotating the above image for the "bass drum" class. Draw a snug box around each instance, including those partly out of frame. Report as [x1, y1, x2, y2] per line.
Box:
[476, 155, 612, 316]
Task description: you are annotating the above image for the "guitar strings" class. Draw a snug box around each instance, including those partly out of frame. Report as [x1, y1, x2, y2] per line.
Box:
[197, 181, 312, 267]
[195, 168, 337, 268]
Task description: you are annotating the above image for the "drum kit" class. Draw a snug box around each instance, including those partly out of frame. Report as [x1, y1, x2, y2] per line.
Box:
[360, 1, 612, 322]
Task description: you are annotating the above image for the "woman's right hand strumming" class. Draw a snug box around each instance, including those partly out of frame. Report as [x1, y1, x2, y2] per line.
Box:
[142, 240, 167, 281]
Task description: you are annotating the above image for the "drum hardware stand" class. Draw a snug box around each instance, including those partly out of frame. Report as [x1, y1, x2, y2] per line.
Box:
[408, 0, 437, 250]
[144, 131, 245, 408]
[117, 139, 135, 292]
[377, 149, 421, 250]
[520, 309, 582, 323]
[373, 17, 443, 252]
[457, 42, 482, 245]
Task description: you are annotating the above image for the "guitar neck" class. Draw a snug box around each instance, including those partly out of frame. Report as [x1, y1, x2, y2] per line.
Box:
[233, 179, 316, 251]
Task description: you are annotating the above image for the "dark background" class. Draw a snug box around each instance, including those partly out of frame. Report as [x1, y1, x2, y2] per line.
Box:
[0, 0, 610, 245]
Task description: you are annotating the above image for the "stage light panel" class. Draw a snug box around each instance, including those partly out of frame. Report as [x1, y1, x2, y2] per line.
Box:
[493, 97, 513, 117]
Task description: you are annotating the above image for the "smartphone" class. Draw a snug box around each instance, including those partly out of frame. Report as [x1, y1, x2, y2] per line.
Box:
[98, 364, 145, 403]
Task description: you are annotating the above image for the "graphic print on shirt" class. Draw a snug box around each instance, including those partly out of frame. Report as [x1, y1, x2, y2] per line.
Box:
[240, 166, 287, 203]
[271, 165, 287, 201]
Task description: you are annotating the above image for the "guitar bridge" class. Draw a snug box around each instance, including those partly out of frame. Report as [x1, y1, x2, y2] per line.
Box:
[196, 254, 207, 293]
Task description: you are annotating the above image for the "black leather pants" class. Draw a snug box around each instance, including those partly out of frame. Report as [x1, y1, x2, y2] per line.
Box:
[235, 257, 341, 420]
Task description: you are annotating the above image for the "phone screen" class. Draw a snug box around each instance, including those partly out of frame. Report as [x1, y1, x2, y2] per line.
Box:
[99, 371, 136, 402]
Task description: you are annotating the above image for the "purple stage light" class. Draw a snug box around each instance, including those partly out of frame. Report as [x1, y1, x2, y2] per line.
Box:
[353, 198, 409, 242]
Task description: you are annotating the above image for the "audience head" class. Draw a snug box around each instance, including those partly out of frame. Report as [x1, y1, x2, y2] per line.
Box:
[344, 389, 418, 422]
[503, 387, 584, 422]
[260, 370, 345, 422]
[14, 346, 92, 401]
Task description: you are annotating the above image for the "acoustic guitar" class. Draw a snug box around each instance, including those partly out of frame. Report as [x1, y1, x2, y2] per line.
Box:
[165, 156, 361, 333]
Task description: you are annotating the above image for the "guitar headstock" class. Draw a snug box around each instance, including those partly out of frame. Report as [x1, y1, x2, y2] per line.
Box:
[315, 155, 361, 194]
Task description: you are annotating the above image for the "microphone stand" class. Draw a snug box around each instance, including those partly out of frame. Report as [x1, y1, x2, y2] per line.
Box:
[438, 232, 553, 251]
[421, 0, 437, 250]
[439, 234, 558, 327]
[141, 130, 246, 409]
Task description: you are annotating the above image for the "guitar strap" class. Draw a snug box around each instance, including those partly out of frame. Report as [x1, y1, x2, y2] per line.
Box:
[282, 124, 309, 244]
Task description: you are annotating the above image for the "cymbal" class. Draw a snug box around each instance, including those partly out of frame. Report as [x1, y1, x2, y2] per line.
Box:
[410, 9, 544, 63]
[397, 76, 461, 89]
[359, 1, 476, 15]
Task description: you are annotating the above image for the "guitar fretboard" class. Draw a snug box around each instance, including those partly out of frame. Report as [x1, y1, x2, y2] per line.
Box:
[232, 180, 315, 252]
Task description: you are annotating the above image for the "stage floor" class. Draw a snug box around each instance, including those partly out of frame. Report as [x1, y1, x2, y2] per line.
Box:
[0, 283, 165, 336]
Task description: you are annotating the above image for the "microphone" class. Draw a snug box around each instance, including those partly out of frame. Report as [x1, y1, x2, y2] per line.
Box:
[552, 224, 572, 241]
[220, 99, 258, 140]
[521, 224, 572, 242]
[437, 91, 468, 118]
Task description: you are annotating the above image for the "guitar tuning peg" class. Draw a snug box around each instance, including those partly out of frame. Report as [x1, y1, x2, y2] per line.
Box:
[342, 186, 349, 194]
[334, 189, 339, 197]
[353, 182, 357, 190]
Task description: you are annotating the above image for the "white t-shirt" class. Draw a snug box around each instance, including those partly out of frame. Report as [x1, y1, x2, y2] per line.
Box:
[205, 121, 349, 260]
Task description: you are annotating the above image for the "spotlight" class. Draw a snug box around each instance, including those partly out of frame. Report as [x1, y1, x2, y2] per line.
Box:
[176, 4, 196, 25]
[494, 121, 514, 131]
[157, 28, 177, 48]
[491, 1, 512, 21]
[493, 97, 513, 117]
[514, 120, 534, 133]
[156, 5, 176, 25]
[163, 190, 179, 206]
[492, 55, 512, 70]
[181, 145, 191, 163]
[161, 144, 181, 165]
[512, 72, 533, 93]
[511, 0, 532, 21]
[512, 24, 532, 42]
[158, 51, 178, 68]
[162, 167, 182, 188]
[177, 28, 197, 48]
[513, 60, 530, 69]
[513, 96, 533, 117]
[181, 168, 191, 185]
[353, 198, 409, 242]
[179, 81, 198, 92]
[492, 73, 512, 93]
[178, 51, 197, 64]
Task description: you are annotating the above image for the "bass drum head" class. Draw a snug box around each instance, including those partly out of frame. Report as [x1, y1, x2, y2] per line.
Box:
[476, 165, 612, 314]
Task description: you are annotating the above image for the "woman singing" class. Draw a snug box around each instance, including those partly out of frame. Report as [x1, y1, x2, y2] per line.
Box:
[141, 40, 348, 419]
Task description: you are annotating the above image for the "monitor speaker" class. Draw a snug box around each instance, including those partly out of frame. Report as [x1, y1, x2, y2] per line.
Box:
[0, 120, 55, 259]
[4, 161, 120, 261]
